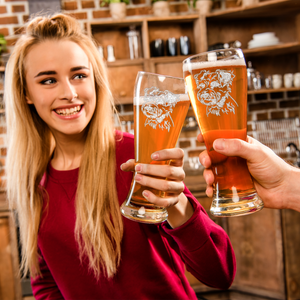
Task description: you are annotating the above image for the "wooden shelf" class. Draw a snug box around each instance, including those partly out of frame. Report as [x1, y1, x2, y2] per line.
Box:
[243, 42, 300, 57]
[248, 87, 300, 94]
[208, 0, 300, 19]
[106, 58, 144, 67]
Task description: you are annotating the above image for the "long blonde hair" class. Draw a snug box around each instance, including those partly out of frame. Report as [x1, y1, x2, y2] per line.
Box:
[5, 13, 123, 279]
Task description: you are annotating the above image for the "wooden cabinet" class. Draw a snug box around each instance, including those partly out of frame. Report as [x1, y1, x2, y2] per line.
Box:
[88, 0, 300, 104]
[87, 15, 205, 104]
[0, 194, 22, 300]
[207, 0, 300, 81]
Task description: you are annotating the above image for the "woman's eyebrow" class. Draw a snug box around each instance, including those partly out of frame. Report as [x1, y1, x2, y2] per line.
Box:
[34, 66, 89, 78]
[34, 70, 56, 78]
[70, 66, 89, 72]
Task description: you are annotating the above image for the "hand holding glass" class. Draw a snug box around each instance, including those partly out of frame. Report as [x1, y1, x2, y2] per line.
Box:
[120, 71, 190, 224]
[183, 49, 264, 216]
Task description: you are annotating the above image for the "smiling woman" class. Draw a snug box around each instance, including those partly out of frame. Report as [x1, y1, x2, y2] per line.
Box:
[4, 13, 236, 300]
[24, 39, 96, 142]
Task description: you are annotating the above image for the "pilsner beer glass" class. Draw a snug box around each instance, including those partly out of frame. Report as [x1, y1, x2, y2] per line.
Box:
[120, 72, 190, 224]
[183, 49, 264, 216]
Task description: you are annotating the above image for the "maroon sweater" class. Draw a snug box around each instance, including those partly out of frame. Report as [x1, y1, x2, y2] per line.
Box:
[31, 132, 236, 300]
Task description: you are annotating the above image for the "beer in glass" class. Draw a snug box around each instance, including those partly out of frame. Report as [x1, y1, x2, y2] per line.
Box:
[120, 72, 190, 223]
[183, 49, 264, 216]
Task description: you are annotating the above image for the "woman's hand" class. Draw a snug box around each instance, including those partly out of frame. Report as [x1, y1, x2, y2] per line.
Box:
[121, 148, 194, 228]
[197, 133, 300, 211]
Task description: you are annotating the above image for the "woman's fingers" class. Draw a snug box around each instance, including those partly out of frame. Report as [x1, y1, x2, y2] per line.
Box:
[135, 163, 185, 181]
[142, 190, 183, 208]
[199, 149, 212, 168]
[135, 173, 185, 194]
[151, 148, 184, 167]
[120, 159, 135, 172]
[197, 132, 204, 143]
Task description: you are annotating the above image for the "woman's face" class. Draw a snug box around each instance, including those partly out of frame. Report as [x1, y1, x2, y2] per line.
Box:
[25, 39, 96, 139]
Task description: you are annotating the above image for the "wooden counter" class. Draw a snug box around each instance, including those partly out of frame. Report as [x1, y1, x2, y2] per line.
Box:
[184, 172, 300, 300]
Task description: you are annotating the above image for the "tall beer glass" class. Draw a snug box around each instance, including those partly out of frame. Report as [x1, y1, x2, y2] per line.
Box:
[120, 72, 190, 224]
[183, 49, 264, 216]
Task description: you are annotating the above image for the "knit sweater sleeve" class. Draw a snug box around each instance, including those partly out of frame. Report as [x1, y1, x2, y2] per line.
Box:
[161, 186, 236, 290]
[31, 249, 64, 300]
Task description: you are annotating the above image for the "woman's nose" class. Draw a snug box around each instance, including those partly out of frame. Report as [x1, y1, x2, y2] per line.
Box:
[59, 80, 77, 101]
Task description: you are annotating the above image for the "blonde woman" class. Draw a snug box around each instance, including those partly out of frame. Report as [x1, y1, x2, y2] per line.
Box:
[5, 13, 235, 299]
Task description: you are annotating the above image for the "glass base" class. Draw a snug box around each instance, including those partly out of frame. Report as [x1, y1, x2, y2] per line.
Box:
[210, 193, 264, 217]
[120, 201, 168, 224]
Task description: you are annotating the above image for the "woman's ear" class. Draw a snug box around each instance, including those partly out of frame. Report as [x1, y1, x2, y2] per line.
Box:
[26, 96, 33, 104]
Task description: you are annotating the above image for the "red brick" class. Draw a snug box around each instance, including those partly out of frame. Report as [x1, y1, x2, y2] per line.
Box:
[270, 111, 285, 119]
[256, 112, 269, 121]
[279, 100, 300, 108]
[169, 3, 188, 13]
[23, 15, 29, 23]
[195, 140, 205, 147]
[188, 149, 201, 157]
[248, 102, 276, 112]
[179, 140, 191, 148]
[180, 129, 198, 138]
[0, 28, 9, 36]
[13, 27, 23, 35]
[0, 168, 5, 177]
[127, 7, 151, 16]
[0, 16, 18, 25]
[0, 158, 5, 167]
[0, 137, 3, 146]
[6, 37, 18, 46]
[0, 6, 7, 14]
[0, 178, 6, 190]
[63, 1, 78, 10]
[0, 126, 6, 134]
[66, 12, 87, 20]
[0, 148, 6, 156]
[132, 0, 145, 4]
[288, 110, 300, 118]
[93, 10, 111, 18]
[123, 104, 133, 112]
[82, 0, 95, 8]
[12, 5, 25, 12]
[119, 115, 134, 122]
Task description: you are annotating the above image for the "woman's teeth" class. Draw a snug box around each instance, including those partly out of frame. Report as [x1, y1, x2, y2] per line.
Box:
[55, 105, 81, 116]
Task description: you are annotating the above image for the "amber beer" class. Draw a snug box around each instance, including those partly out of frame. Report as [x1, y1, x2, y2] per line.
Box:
[183, 49, 263, 216]
[130, 98, 190, 208]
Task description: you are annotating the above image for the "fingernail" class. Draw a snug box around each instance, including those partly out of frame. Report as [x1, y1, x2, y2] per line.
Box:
[135, 174, 142, 182]
[151, 153, 159, 160]
[135, 164, 141, 172]
[142, 191, 149, 199]
[213, 139, 225, 150]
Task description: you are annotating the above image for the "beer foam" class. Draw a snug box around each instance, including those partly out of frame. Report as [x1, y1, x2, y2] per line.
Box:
[134, 93, 189, 105]
[183, 57, 245, 73]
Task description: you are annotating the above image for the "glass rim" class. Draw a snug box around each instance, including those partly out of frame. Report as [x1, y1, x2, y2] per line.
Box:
[182, 48, 244, 65]
[137, 71, 184, 81]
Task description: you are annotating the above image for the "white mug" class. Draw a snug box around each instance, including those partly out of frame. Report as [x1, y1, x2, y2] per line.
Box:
[272, 74, 282, 89]
[294, 73, 300, 88]
[284, 73, 293, 88]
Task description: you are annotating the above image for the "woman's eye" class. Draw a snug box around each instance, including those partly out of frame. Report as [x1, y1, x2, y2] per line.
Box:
[74, 74, 87, 80]
[41, 78, 56, 85]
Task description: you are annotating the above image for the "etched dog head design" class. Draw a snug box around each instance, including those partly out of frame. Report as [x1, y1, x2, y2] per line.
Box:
[194, 69, 238, 117]
[141, 87, 179, 131]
